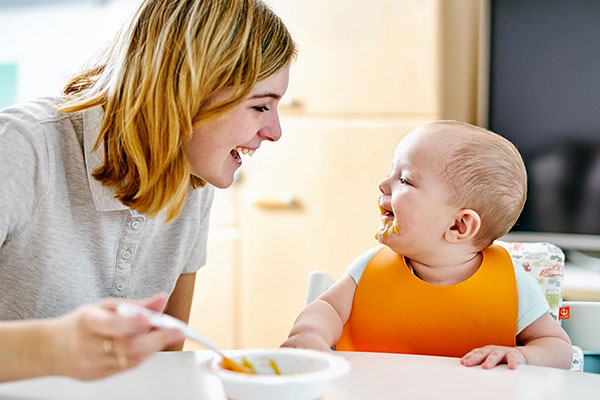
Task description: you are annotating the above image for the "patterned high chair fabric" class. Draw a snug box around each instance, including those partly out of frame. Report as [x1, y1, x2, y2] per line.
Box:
[495, 241, 564, 321]
[495, 241, 583, 371]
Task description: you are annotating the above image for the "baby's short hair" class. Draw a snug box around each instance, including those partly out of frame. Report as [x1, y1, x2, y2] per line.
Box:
[429, 120, 527, 249]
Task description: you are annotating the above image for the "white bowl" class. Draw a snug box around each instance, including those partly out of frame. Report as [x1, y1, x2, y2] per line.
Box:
[206, 348, 350, 400]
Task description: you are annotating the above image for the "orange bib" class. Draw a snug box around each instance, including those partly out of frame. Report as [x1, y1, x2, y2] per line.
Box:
[336, 244, 517, 357]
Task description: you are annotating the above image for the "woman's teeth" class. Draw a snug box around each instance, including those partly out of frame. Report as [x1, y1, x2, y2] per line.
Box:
[236, 146, 255, 156]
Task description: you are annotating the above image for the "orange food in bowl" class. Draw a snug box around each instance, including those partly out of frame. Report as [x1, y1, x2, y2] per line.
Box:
[221, 356, 256, 374]
[221, 356, 282, 375]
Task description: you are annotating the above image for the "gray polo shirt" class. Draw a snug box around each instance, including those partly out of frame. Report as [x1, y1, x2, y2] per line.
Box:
[0, 97, 215, 320]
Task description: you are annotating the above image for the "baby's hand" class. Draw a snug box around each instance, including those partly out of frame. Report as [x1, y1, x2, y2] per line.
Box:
[280, 332, 331, 352]
[461, 345, 526, 370]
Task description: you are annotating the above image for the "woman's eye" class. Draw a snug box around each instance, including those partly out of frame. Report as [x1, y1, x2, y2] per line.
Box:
[252, 105, 270, 112]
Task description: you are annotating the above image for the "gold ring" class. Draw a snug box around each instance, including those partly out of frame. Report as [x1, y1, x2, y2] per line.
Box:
[102, 339, 113, 355]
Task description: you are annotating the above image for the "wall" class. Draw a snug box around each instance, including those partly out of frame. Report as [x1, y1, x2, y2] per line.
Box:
[0, 0, 138, 102]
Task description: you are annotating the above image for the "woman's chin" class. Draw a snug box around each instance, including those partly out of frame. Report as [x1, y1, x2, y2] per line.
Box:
[194, 174, 234, 189]
[210, 178, 234, 189]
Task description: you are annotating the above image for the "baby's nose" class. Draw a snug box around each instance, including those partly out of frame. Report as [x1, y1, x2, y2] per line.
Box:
[378, 180, 390, 195]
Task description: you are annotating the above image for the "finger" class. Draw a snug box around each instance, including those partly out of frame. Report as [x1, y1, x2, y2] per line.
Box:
[132, 293, 168, 312]
[82, 306, 151, 338]
[98, 294, 167, 313]
[121, 329, 185, 364]
[481, 350, 505, 369]
[89, 294, 169, 338]
[79, 337, 130, 377]
[98, 336, 148, 374]
[461, 348, 491, 366]
[99, 352, 134, 375]
[506, 351, 521, 369]
[460, 349, 478, 364]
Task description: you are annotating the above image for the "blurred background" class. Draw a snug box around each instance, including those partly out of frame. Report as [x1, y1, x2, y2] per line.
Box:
[1, 0, 599, 351]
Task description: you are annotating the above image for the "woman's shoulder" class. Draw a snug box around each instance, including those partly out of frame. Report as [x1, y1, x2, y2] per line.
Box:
[0, 97, 72, 147]
[0, 98, 64, 238]
[0, 97, 67, 127]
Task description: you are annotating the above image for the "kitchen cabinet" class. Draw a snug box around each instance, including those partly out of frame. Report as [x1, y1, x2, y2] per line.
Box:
[269, 0, 480, 122]
[270, 0, 440, 116]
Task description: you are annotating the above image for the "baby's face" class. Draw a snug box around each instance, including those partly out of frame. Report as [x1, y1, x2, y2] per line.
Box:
[376, 126, 459, 257]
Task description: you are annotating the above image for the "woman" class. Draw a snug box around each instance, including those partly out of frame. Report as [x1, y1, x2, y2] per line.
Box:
[0, 0, 295, 381]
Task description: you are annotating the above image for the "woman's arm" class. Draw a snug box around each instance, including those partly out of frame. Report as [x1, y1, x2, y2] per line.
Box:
[163, 272, 197, 351]
[281, 272, 357, 351]
[0, 319, 57, 382]
[0, 295, 185, 382]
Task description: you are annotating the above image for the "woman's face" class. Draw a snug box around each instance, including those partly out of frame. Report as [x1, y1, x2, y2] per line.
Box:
[185, 66, 290, 188]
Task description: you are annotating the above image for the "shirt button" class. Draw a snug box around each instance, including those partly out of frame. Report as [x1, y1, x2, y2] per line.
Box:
[130, 220, 142, 230]
[122, 250, 132, 260]
[116, 282, 126, 291]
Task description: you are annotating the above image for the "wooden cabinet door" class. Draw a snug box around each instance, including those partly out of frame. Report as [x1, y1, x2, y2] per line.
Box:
[269, 0, 440, 116]
[236, 116, 432, 348]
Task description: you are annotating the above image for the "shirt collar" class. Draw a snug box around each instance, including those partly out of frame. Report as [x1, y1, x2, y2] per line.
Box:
[83, 106, 129, 212]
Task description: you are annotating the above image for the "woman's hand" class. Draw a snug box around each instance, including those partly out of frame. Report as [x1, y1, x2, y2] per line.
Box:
[460, 345, 526, 369]
[47, 294, 185, 380]
[280, 332, 332, 352]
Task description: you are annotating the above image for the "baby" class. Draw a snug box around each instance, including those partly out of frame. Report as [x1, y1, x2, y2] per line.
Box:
[281, 121, 573, 369]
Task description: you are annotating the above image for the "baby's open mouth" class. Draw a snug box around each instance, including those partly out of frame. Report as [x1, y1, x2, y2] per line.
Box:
[375, 204, 399, 240]
[379, 205, 394, 218]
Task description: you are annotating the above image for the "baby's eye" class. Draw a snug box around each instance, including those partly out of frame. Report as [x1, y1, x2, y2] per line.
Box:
[400, 178, 408, 184]
[252, 105, 270, 112]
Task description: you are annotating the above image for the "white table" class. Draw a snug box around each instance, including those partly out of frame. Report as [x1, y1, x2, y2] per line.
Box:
[327, 351, 600, 400]
[0, 351, 598, 400]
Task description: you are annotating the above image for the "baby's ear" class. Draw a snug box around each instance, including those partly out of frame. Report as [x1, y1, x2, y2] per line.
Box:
[444, 209, 481, 243]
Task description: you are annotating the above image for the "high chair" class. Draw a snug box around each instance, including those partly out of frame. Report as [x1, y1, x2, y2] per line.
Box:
[304, 241, 600, 372]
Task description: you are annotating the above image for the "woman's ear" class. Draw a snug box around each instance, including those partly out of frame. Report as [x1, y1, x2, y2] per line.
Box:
[444, 209, 481, 243]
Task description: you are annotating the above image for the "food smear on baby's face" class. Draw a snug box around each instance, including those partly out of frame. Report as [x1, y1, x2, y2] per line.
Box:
[375, 206, 400, 240]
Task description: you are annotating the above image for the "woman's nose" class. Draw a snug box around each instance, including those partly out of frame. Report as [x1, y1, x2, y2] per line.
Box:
[258, 113, 283, 142]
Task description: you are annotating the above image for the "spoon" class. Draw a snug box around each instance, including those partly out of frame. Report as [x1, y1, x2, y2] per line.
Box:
[116, 303, 254, 373]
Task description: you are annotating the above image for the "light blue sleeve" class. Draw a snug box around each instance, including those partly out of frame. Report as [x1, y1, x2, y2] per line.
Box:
[515, 262, 550, 334]
[346, 245, 384, 284]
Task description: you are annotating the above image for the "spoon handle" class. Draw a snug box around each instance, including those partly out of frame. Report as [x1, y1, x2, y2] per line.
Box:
[116, 303, 226, 358]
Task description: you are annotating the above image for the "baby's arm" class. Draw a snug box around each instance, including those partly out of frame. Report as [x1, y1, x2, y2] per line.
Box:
[461, 312, 572, 369]
[280, 272, 356, 351]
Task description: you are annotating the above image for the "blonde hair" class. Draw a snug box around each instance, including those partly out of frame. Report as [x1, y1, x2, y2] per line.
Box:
[59, 0, 296, 222]
[430, 121, 527, 249]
